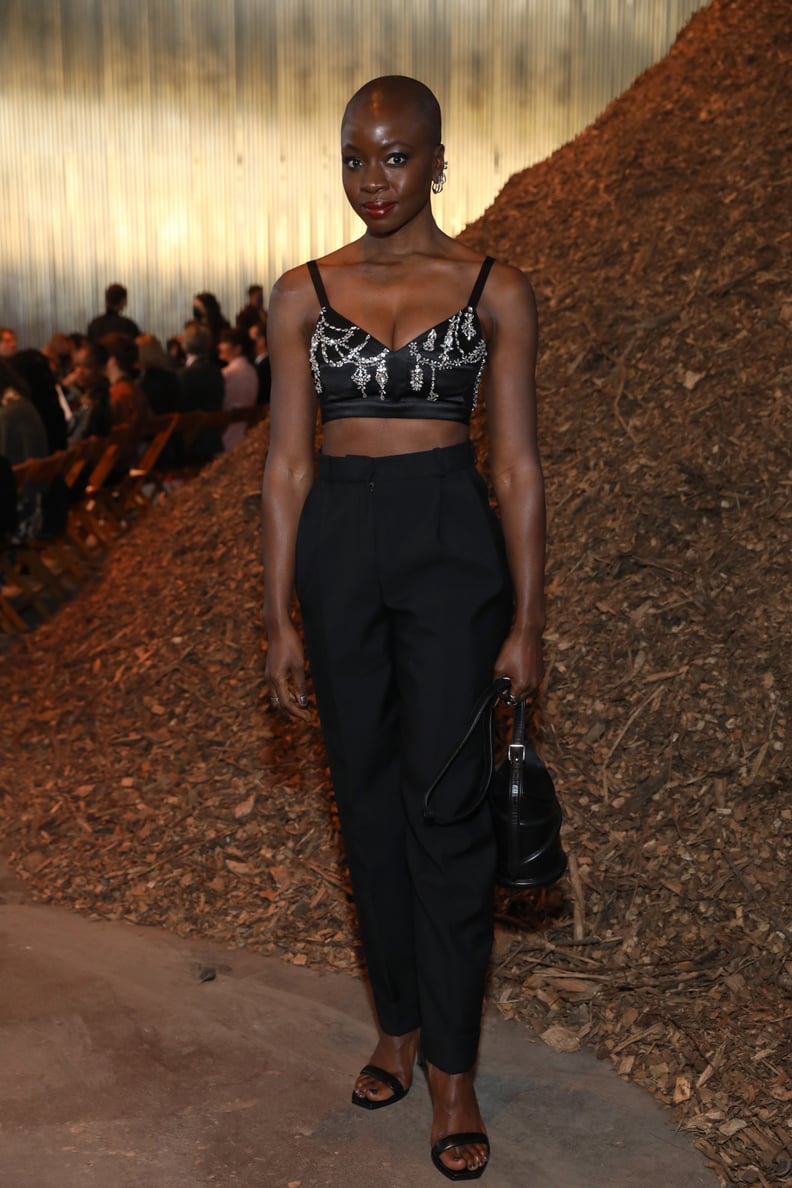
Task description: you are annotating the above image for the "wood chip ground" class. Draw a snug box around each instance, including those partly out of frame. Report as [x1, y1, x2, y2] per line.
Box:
[1, 1, 790, 1183]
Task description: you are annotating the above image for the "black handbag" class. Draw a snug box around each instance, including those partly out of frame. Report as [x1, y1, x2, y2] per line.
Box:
[423, 676, 567, 888]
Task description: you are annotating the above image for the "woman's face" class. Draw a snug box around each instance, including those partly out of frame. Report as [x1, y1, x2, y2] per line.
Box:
[341, 97, 443, 234]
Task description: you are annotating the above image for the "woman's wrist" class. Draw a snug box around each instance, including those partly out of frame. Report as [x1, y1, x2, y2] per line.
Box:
[263, 605, 295, 635]
[511, 613, 545, 637]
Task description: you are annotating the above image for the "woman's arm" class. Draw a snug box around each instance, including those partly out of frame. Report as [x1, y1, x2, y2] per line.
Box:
[482, 264, 546, 701]
[261, 268, 318, 721]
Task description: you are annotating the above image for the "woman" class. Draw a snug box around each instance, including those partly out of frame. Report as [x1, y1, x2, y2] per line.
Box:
[261, 76, 545, 1181]
[191, 291, 230, 347]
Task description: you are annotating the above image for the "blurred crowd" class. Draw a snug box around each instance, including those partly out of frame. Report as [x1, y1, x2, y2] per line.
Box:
[0, 282, 271, 471]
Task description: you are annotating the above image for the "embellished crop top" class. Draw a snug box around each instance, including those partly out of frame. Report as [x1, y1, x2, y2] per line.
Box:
[307, 257, 495, 424]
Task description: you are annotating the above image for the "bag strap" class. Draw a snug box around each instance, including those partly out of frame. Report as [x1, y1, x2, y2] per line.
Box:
[423, 675, 514, 825]
[510, 697, 526, 750]
[506, 699, 527, 874]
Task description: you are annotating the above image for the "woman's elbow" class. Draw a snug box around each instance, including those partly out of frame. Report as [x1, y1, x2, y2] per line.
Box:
[491, 457, 544, 504]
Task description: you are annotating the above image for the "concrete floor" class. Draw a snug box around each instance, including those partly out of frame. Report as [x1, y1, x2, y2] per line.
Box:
[0, 859, 717, 1188]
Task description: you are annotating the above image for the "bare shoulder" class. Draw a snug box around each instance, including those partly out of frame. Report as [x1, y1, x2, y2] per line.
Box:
[268, 263, 323, 341]
[270, 262, 316, 305]
[484, 259, 537, 322]
[472, 259, 538, 355]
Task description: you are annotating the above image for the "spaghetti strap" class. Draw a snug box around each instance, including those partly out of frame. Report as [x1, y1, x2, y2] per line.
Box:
[467, 256, 495, 310]
[307, 260, 329, 308]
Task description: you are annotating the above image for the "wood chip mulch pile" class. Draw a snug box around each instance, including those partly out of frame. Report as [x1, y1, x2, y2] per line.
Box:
[1, 0, 790, 1183]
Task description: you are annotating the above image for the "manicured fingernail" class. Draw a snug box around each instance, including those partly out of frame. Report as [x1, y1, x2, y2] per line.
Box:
[299, 694, 307, 706]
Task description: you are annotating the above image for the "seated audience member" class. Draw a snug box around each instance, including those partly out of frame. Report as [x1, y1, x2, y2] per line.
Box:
[101, 334, 150, 426]
[87, 283, 141, 343]
[43, 334, 77, 426]
[179, 324, 224, 412]
[217, 328, 257, 452]
[11, 348, 72, 536]
[43, 333, 74, 382]
[0, 359, 48, 466]
[136, 334, 181, 414]
[0, 446, 41, 544]
[0, 455, 18, 537]
[178, 323, 224, 463]
[10, 349, 68, 453]
[192, 292, 230, 347]
[64, 342, 113, 439]
[250, 318, 271, 406]
[235, 284, 265, 334]
[166, 336, 186, 368]
[0, 327, 18, 357]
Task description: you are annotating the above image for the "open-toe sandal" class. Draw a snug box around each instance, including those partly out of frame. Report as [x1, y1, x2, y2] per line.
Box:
[430, 1131, 490, 1181]
[351, 1063, 409, 1110]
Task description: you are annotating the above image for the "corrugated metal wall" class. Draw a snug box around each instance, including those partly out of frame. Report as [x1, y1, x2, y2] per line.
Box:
[0, 0, 709, 348]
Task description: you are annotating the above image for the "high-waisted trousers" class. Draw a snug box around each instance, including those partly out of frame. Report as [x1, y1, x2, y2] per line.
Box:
[295, 441, 513, 1073]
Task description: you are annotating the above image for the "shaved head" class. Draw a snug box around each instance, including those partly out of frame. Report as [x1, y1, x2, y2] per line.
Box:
[343, 76, 442, 145]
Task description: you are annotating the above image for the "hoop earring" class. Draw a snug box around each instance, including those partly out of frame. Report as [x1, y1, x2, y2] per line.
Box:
[431, 162, 448, 195]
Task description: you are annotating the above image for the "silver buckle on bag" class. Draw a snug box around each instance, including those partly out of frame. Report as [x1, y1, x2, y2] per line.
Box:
[508, 743, 525, 761]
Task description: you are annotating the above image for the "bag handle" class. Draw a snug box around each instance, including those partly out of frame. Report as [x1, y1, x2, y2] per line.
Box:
[423, 675, 517, 825]
[510, 697, 526, 753]
[505, 698, 527, 876]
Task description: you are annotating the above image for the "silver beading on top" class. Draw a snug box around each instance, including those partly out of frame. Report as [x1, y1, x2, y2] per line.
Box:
[408, 308, 487, 406]
[310, 304, 487, 408]
[311, 310, 390, 400]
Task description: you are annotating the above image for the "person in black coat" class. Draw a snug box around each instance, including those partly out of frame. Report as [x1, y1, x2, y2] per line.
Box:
[8, 350, 68, 453]
[5, 353, 73, 535]
[178, 323, 224, 463]
[136, 335, 182, 415]
[87, 283, 141, 343]
[250, 318, 271, 406]
[0, 358, 50, 537]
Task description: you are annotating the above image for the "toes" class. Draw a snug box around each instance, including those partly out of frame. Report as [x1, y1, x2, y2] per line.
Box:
[354, 1072, 398, 1103]
[440, 1145, 486, 1172]
[440, 1144, 488, 1172]
[354, 1079, 391, 1102]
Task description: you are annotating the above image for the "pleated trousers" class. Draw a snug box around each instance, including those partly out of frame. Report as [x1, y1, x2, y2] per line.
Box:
[295, 441, 513, 1073]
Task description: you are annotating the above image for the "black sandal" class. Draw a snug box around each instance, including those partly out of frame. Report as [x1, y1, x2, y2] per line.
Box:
[430, 1132, 490, 1181]
[351, 1063, 409, 1110]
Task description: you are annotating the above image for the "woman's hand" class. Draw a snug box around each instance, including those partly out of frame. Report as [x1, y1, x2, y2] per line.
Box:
[264, 622, 311, 722]
[493, 624, 544, 704]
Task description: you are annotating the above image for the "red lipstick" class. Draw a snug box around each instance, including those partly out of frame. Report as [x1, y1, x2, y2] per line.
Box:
[362, 202, 395, 218]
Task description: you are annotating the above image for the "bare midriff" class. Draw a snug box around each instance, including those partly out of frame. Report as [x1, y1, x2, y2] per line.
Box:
[322, 417, 469, 457]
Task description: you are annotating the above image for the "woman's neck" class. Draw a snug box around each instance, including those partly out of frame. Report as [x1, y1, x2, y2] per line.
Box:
[358, 211, 451, 262]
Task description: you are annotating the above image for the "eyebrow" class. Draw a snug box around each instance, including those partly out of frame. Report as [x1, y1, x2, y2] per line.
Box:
[342, 140, 416, 152]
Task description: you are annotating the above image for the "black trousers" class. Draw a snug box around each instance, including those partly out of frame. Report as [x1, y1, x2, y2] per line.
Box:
[295, 441, 513, 1073]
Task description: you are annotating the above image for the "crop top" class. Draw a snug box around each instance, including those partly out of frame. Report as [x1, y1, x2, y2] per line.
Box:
[307, 257, 495, 424]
